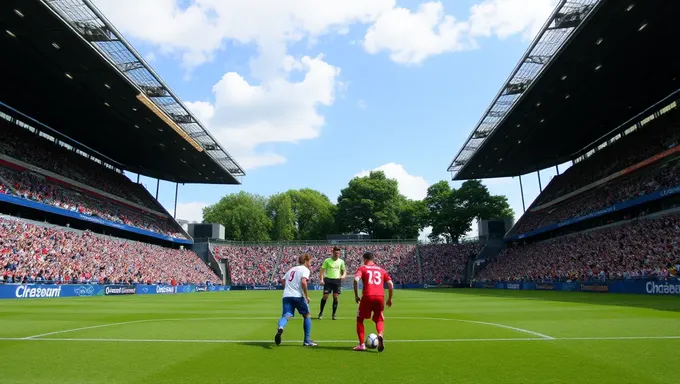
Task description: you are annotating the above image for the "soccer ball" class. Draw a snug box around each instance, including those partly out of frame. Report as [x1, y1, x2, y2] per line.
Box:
[366, 333, 379, 349]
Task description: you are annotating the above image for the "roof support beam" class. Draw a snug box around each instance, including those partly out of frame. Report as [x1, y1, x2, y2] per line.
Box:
[447, 0, 602, 179]
[73, 22, 116, 42]
[117, 61, 144, 73]
[139, 85, 168, 98]
[525, 55, 551, 65]
[169, 113, 193, 124]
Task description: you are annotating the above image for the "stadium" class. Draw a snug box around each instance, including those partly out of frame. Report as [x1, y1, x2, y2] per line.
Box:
[0, 0, 679, 383]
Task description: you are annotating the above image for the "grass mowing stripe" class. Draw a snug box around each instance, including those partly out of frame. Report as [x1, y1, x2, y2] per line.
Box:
[2, 290, 679, 384]
[1, 336, 679, 343]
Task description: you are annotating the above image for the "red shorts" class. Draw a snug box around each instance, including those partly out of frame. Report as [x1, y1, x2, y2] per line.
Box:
[357, 295, 384, 322]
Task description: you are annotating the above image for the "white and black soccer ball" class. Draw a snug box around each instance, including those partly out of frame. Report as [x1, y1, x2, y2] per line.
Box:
[366, 333, 379, 349]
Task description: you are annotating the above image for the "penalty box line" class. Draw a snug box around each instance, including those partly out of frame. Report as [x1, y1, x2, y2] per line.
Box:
[0, 336, 679, 343]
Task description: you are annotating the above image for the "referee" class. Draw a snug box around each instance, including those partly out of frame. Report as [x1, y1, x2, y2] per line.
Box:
[318, 246, 346, 320]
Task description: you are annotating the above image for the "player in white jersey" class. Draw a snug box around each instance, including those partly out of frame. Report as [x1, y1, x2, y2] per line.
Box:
[275, 253, 317, 347]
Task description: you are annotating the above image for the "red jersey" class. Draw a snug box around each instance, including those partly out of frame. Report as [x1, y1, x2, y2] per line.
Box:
[355, 263, 391, 297]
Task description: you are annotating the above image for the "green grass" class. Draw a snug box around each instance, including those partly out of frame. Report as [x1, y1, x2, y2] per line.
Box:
[1, 289, 679, 384]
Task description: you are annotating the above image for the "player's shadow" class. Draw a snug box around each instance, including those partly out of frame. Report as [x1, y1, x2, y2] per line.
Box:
[305, 345, 355, 352]
[238, 342, 354, 353]
[238, 342, 278, 350]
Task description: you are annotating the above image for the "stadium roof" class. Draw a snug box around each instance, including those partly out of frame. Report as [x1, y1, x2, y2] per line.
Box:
[0, 0, 245, 184]
[448, 0, 680, 180]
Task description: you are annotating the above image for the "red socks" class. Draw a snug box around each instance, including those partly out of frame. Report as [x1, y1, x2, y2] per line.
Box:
[376, 320, 384, 336]
[357, 318, 385, 343]
[356, 318, 365, 344]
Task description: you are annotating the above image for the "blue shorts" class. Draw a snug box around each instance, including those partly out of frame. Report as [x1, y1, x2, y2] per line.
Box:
[282, 296, 310, 318]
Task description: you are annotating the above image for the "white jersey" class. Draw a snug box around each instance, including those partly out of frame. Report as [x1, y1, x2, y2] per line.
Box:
[282, 265, 310, 298]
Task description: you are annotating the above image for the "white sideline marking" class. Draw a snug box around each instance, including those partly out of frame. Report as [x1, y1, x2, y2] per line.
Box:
[455, 319, 555, 340]
[21, 316, 556, 340]
[0, 336, 679, 344]
[25, 319, 160, 339]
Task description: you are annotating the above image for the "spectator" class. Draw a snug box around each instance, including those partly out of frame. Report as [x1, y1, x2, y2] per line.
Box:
[0, 217, 217, 285]
[480, 213, 680, 283]
[212, 242, 478, 286]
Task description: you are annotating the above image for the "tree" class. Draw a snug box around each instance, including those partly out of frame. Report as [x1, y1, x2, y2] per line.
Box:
[457, 180, 514, 221]
[425, 180, 513, 243]
[336, 171, 410, 239]
[395, 197, 428, 239]
[203, 191, 272, 241]
[266, 193, 296, 241]
[424, 182, 468, 243]
[288, 189, 336, 240]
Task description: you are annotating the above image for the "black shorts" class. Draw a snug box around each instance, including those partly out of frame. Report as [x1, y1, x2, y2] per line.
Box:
[323, 278, 342, 295]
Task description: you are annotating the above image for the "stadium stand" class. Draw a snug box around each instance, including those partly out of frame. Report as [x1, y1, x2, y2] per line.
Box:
[420, 243, 483, 284]
[0, 216, 219, 285]
[510, 154, 680, 235]
[0, 119, 166, 212]
[0, 120, 188, 239]
[211, 242, 481, 286]
[0, 0, 250, 285]
[445, 1, 680, 285]
[530, 109, 680, 207]
[478, 212, 680, 283]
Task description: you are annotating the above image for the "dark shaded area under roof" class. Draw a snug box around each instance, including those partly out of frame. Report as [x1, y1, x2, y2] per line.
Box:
[0, 0, 244, 184]
[449, 0, 680, 180]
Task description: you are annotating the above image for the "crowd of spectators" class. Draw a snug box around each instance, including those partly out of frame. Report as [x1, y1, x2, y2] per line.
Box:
[535, 109, 680, 206]
[511, 158, 680, 235]
[420, 243, 483, 284]
[0, 166, 186, 239]
[212, 245, 281, 286]
[0, 217, 219, 285]
[479, 213, 680, 283]
[213, 242, 480, 286]
[0, 120, 165, 212]
[507, 109, 680, 237]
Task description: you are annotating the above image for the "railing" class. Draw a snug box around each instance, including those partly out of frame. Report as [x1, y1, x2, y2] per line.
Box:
[202, 236, 486, 247]
[207, 238, 420, 246]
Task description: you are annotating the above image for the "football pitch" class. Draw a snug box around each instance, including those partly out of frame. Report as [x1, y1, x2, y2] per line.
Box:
[0, 289, 678, 384]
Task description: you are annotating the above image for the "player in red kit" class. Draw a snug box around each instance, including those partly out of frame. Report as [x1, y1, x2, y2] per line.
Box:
[353, 251, 393, 352]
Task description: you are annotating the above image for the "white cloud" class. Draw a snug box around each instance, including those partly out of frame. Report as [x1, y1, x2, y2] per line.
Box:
[354, 162, 429, 200]
[357, 99, 367, 110]
[364, 2, 472, 65]
[91, 0, 396, 75]
[186, 55, 340, 170]
[469, 0, 556, 40]
[91, 0, 387, 169]
[90, 0, 557, 169]
[362, 0, 557, 64]
[176, 201, 208, 223]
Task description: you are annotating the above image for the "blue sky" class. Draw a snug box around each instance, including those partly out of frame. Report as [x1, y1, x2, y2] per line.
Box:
[90, 0, 567, 239]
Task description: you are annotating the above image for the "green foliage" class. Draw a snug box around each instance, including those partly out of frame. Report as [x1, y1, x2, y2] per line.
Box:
[336, 171, 403, 238]
[202, 173, 512, 242]
[203, 191, 272, 242]
[424, 179, 514, 243]
[288, 189, 336, 240]
[395, 198, 428, 239]
[266, 193, 296, 241]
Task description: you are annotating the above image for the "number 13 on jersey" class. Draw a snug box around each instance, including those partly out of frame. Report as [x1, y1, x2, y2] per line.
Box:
[366, 270, 382, 285]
